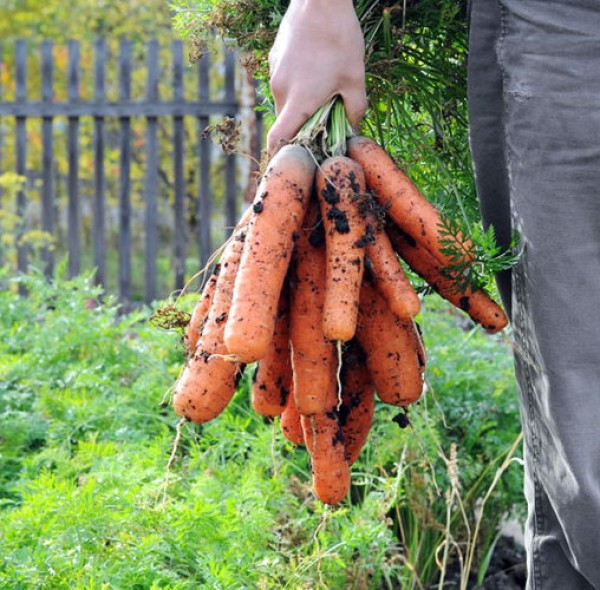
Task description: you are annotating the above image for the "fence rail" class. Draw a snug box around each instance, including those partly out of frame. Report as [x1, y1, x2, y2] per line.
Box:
[0, 38, 259, 303]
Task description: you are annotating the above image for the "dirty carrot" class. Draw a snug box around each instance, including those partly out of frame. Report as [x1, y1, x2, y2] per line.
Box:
[225, 144, 315, 363]
[289, 202, 338, 416]
[316, 156, 367, 342]
[185, 265, 220, 356]
[251, 287, 292, 417]
[364, 212, 420, 319]
[387, 223, 508, 333]
[348, 135, 474, 267]
[172, 225, 248, 424]
[301, 412, 350, 505]
[280, 387, 304, 445]
[356, 279, 424, 406]
[338, 341, 375, 465]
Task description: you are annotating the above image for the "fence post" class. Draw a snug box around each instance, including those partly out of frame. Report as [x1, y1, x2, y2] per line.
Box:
[197, 52, 212, 269]
[15, 40, 28, 282]
[118, 39, 132, 303]
[41, 40, 55, 278]
[93, 38, 106, 289]
[144, 39, 159, 304]
[67, 40, 81, 278]
[173, 40, 186, 293]
[224, 48, 237, 235]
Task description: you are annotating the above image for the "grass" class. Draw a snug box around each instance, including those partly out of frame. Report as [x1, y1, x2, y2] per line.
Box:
[0, 269, 524, 589]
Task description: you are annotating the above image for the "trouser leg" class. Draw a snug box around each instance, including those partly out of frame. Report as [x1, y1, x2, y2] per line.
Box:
[468, 1, 600, 588]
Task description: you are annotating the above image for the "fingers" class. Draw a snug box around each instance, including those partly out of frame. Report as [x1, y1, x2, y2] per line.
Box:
[341, 87, 369, 130]
[267, 101, 315, 155]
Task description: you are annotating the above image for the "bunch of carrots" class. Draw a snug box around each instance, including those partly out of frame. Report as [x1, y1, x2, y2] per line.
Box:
[172, 99, 508, 505]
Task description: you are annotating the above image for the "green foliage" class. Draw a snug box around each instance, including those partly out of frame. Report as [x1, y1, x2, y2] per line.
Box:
[0, 271, 523, 588]
[170, 0, 519, 294]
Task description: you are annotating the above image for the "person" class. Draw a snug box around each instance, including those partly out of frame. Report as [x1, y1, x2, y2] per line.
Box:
[266, 1, 600, 588]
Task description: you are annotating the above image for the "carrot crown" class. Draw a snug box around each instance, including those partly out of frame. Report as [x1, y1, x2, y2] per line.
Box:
[293, 96, 354, 160]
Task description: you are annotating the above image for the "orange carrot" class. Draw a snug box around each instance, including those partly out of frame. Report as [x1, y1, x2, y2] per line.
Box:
[316, 156, 367, 341]
[387, 223, 508, 333]
[348, 135, 474, 266]
[199, 228, 247, 356]
[225, 144, 315, 363]
[172, 355, 244, 424]
[251, 287, 292, 417]
[280, 387, 304, 445]
[185, 266, 220, 356]
[301, 412, 350, 505]
[364, 212, 420, 319]
[173, 225, 248, 423]
[339, 341, 375, 465]
[356, 280, 424, 406]
[289, 203, 338, 416]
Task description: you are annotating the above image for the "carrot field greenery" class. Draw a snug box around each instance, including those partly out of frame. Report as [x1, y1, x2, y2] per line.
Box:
[0, 270, 523, 588]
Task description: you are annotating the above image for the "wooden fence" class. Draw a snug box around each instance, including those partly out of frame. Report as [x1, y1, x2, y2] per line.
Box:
[0, 38, 262, 303]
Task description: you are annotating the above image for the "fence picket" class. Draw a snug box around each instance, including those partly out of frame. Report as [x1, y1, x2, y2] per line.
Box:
[144, 39, 159, 304]
[67, 40, 80, 278]
[197, 52, 212, 268]
[93, 39, 106, 288]
[118, 39, 132, 303]
[41, 40, 54, 278]
[0, 43, 3, 266]
[224, 49, 237, 234]
[15, 40, 28, 280]
[173, 40, 186, 292]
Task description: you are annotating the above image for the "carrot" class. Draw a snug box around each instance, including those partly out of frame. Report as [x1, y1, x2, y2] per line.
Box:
[198, 227, 247, 356]
[289, 203, 338, 416]
[356, 279, 424, 406]
[315, 156, 367, 341]
[386, 223, 508, 333]
[225, 144, 315, 363]
[339, 341, 375, 465]
[251, 287, 292, 417]
[185, 265, 220, 356]
[301, 412, 350, 505]
[364, 212, 420, 319]
[172, 355, 244, 424]
[173, 225, 248, 423]
[280, 387, 304, 445]
[348, 135, 474, 267]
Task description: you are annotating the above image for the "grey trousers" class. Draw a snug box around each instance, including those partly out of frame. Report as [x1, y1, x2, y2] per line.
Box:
[468, 1, 600, 588]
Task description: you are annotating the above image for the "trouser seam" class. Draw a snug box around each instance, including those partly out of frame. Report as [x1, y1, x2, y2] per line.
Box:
[495, 2, 544, 588]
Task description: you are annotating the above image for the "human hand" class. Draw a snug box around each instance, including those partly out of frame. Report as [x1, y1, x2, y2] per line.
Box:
[267, 0, 367, 154]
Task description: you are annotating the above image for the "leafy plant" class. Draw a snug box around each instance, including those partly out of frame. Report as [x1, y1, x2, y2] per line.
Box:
[171, 0, 519, 294]
[0, 270, 523, 588]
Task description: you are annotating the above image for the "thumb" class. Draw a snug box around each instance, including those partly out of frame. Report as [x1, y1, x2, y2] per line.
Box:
[341, 88, 368, 130]
[266, 102, 312, 155]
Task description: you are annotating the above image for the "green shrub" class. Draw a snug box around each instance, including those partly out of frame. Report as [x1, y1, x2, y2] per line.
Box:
[0, 271, 523, 588]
